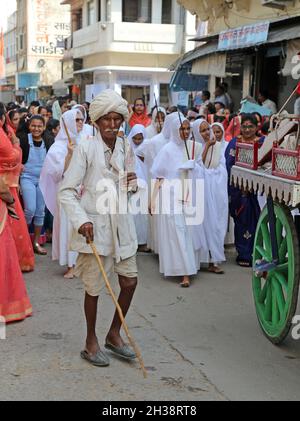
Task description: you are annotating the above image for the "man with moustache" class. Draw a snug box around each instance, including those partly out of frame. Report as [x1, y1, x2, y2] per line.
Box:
[59, 90, 138, 367]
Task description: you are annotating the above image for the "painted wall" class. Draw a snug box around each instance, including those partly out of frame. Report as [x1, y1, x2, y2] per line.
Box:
[178, 0, 300, 34]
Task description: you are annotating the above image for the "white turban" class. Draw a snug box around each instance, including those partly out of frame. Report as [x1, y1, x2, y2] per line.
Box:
[89, 89, 129, 123]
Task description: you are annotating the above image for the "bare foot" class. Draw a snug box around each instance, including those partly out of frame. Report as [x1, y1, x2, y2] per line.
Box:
[33, 243, 47, 255]
[105, 332, 125, 348]
[64, 267, 75, 279]
[138, 245, 151, 253]
[208, 264, 224, 274]
[180, 276, 190, 288]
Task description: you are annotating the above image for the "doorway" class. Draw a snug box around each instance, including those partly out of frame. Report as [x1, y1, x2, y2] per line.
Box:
[121, 85, 150, 107]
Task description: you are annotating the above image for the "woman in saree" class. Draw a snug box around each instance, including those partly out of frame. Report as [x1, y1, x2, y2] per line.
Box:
[0, 104, 35, 272]
[0, 176, 32, 322]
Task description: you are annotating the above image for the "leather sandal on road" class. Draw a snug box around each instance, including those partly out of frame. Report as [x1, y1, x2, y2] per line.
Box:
[80, 349, 110, 367]
[105, 342, 137, 360]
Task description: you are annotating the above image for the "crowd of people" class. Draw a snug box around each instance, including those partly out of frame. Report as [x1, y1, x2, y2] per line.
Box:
[0, 86, 292, 361]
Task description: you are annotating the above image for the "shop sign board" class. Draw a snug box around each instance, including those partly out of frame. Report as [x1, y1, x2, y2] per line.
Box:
[218, 22, 269, 51]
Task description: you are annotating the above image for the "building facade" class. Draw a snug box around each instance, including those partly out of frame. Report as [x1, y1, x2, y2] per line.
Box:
[62, 0, 197, 107]
[2, 12, 17, 103]
[175, 0, 300, 112]
[15, 0, 71, 103]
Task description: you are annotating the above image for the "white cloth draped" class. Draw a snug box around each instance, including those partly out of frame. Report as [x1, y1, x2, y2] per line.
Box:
[151, 115, 204, 276]
[194, 122, 228, 264]
[40, 109, 83, 267]
[127, 124, 149, 245]
[145, 106, 166, 139]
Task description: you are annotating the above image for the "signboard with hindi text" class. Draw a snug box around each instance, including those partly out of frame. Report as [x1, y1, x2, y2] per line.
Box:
[218, 22, 269, 51]
[27, 0, 71, 58]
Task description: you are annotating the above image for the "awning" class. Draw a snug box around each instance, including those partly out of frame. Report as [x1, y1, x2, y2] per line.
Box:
[171, 17, 300, 71]
[191, 53, 227, 78]
[169, 64, 208, 92]
[52, 79, 69, 96]
[282, 38, 300, 77]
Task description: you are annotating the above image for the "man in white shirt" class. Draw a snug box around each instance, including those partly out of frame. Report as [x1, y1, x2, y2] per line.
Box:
[59, 90, 139, 367]
[258, 90, 277, 114]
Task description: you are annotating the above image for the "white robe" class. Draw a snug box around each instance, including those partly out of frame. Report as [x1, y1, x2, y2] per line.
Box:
[151, 116, 203, 277]
[197, 141, 228, 264]
[127, 125, 148, 246]
[40, 109, 82, 267]
[136, 113, 180, 253]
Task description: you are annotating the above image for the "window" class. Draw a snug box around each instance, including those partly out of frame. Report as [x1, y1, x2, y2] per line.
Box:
[73, 9, 83, 30]
[106, 0, 111, 21]
[122, 0, 152, 23]
[19, 34, 24, 50]
[87, 0, 95, 25]
[98, 0, 101, 21]
[162, 0, 172, 24]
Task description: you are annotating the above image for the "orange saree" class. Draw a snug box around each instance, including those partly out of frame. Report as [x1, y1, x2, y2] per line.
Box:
[0, 128, 35, 272]
[0, 182, 32, 323]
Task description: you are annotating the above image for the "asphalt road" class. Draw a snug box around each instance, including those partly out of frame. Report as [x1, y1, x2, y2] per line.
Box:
[1, 245, 300, 401]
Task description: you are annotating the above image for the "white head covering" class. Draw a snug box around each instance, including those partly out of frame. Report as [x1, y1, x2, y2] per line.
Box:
[211, 122, 227, 155]
[72, 104, 87, 123]
[127, 124, 146, 151]
[89, 89, 129, 123]
[72, 103, 95, 136]
[170, 114, 189, 146]
[192, 118, 213, 145]
[39, 109, 83, 215]
[56, 109, 82, 145]
[145, 106, 167, 139]
[151, 114, 189, 179]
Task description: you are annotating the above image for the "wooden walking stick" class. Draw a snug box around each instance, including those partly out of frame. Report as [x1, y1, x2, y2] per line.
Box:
[89, 241, 147, 378]
[62, 117, 73, 146]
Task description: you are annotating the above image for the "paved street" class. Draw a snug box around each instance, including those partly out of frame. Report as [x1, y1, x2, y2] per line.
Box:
[1, 245, 300, 401]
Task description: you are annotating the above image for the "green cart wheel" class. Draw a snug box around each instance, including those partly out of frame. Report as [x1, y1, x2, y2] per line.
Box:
[253, 202, 300, 344]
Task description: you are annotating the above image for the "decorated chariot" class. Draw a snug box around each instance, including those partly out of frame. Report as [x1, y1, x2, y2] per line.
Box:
[231, 96, 300, 344]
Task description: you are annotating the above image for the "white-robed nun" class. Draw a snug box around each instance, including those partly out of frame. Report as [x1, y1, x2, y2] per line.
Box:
[145, 106, 166, 139]
[212, 122, 235, 246]
[135, 112, 183, 253]
[39, 109, 84, 278]
[127, 124, 150, 251]
[192, 119, 228, 273]
[151, 115, 203, 287]
[72, 104, 94, 137]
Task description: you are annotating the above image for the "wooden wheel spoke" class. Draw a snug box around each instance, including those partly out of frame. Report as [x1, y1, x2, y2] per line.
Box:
[272, 277, 286, 319]
[275, 218, 283, 248]
[264, 283, 272, 322]
[256, 245, 272, 262]
[261, 222, 272, 256]
[271, 284, 280, 325]
[274, 262, 288, 273]
[259, 278, 269, 303]
[273, 271, 288, 292]
[278, 237, 287, 262]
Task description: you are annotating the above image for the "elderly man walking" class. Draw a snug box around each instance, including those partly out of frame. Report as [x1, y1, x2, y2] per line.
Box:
[59, 90, 138, 367]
